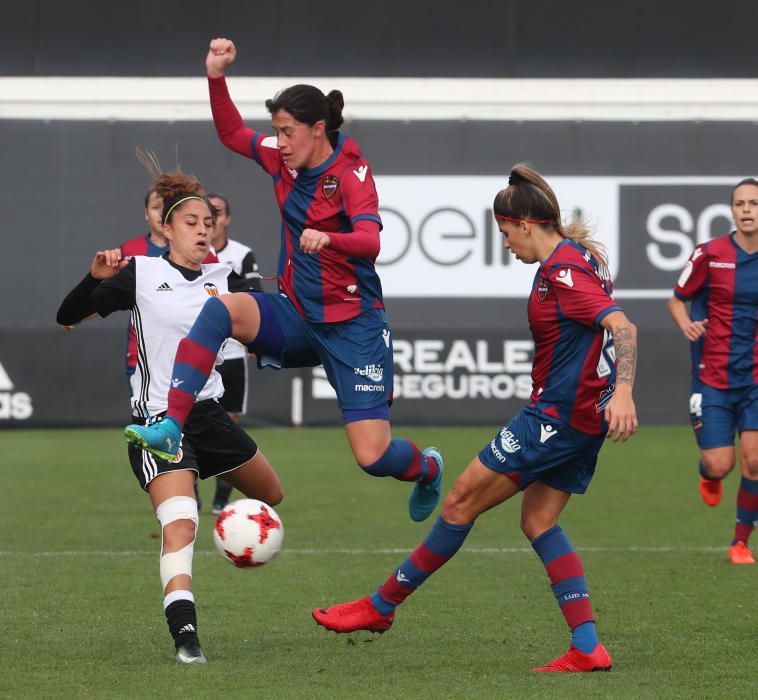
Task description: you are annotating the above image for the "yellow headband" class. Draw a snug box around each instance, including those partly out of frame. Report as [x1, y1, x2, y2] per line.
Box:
[162, 195, 206, 225]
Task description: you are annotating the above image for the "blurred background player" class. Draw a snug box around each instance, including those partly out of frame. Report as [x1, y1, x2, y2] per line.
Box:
[58, 165, 282, 664]
[668, 177, 758, 565]
[313, 165, 639, 673]
[207, 192, 263, 513]
[126, 37, 443, 524]
[121, 186, 219, 509]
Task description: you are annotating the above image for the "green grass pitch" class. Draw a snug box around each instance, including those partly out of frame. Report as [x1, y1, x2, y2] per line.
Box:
[1, 426, 754, 699]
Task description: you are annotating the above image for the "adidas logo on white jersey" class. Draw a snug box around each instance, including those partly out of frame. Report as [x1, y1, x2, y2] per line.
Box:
[156, 282, 173, 292]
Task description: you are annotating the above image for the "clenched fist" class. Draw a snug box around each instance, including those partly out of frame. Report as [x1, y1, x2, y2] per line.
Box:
[206, 37, 237, 78]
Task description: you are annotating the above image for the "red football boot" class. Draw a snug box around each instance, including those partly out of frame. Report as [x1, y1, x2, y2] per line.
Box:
[699, 476, 722, 507]
[728, 541, 756, 565]
[533, 643, 612, 672]
[312, 596, 394, 633]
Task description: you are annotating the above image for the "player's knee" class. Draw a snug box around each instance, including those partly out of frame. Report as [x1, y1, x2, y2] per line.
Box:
[263, 483, 284, 506]
[520, 513, 558, 541]
[702, 456, 733, 480]
[156, 496, 198, 591]
[161, 518, 197, 553]
[440, 486, 473, 524]
[740, 451, 758, 478]
[356, 444, 391, 471]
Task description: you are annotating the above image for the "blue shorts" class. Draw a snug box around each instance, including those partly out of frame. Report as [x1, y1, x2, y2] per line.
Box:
[689, 377, 704, 439]
[246, 292, 393, 418]
[697, 383, 758, 450]
[478, 406, 606, 494]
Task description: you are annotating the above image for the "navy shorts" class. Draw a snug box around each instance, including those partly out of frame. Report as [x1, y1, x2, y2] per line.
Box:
[246, 292, 393, 416]
[697, 383, 758, 450]
[478, 405, 606, 494]
[689, 377, 704, 440]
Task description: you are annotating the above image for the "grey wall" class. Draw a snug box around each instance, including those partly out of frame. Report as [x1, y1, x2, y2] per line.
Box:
[1, 117, 752, 427]
[4, 1, 758, 78]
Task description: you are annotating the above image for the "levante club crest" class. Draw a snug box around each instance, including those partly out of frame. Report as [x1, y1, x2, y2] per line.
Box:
[322, 175, 339, 199]
[537, 278, 549, 301]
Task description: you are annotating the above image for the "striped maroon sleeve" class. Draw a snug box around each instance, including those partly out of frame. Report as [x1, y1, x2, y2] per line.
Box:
[208, 75, 256, 157]
[325, 219, 381, 258]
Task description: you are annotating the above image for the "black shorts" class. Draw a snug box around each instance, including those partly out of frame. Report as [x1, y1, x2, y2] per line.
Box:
[217, 357, 248, 414]
[128, 399, 258, 491]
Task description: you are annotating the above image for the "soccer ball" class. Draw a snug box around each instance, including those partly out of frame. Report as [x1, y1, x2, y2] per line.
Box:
[213, 499, 284, 568]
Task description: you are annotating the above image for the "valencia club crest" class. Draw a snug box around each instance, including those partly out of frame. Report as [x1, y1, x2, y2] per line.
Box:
[537, 278, 549, 302]
[322, 175, 339, 199]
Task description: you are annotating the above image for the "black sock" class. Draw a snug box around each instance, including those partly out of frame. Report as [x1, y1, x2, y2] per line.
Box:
[165, 599, 199, 646]
[214, 478, 233, 504]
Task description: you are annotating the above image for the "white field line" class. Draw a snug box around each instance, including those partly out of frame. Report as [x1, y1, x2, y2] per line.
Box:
[0, 545, 725, 557]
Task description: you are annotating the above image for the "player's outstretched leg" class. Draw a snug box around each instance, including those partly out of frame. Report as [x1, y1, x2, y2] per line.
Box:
[699, 461, 723, 507]
[313, 516, 472, 633]
[125, 296, 232, 459]
[530, 525, 612, 673]
[729, 476, 758, 564]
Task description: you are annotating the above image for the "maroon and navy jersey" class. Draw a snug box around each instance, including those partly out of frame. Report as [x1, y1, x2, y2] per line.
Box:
[249, 130, 383, 323]
[208, 76, 383, 324]
[674, 233, 758, 390]
[528, 240, 621, 435]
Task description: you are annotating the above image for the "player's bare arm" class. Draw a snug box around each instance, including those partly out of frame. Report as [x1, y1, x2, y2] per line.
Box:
[668, 296, 708, 342]
[206, 37, 237, 78]
[601, 310, 638, 442]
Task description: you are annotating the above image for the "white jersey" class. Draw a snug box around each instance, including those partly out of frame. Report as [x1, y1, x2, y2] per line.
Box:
[130, 256, 229, 418]
[216, 238, 260, 361]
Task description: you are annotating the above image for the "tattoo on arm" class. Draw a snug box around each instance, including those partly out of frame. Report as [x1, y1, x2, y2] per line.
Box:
[613, 326, 637, 386]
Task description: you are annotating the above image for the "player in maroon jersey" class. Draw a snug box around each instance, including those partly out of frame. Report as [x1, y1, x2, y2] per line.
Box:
[669, 178, 758, 565]
[312, 164, 639, 673]
[126, 38, 443, 524]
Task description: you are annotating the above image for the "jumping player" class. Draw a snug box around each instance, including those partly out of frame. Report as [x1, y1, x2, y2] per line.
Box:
[312, 165, 639, 673]
[207, 192, 262, 513]
[668, 178, 758, 565]
[57, 167, 283, 664]
[125, 37, 443, 523]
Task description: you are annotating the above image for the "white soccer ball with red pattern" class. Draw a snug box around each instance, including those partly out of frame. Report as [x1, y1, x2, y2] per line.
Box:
[213, 499, 284, 568]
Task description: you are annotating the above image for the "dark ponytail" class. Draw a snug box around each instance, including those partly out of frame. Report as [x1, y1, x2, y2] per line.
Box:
[265, 84, 344, 131]
[494, 162, 607, 267]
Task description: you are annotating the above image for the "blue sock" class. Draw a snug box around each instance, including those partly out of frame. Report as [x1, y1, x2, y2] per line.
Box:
[361, 438, 435, 483]
[166, 297, 232, 427]
[531, 525, 598, 654]
[370, 516, 473, 614]
[572, 621, 599, 654]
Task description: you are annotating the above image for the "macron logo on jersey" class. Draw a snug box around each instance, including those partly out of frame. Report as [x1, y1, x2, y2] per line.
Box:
[555, 269, 574, 288]
[353, 165, 368, 182]
[692, 247, 704, 261]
